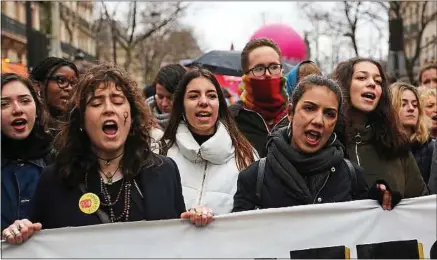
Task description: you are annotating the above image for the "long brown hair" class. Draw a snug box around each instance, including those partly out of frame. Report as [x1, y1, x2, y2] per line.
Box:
[54, 64, 158, 185]
[160, 68, 255, 170]
[333, 57, 410, 159]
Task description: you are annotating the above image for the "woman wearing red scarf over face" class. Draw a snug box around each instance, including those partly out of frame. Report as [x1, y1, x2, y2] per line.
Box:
[229, 38, 289, 157]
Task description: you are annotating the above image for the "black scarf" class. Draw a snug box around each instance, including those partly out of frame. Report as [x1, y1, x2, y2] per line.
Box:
[266, 127, 344, 204]
[1, 130, 53, 161]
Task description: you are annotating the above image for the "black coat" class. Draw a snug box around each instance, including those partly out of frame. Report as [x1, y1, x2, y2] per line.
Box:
[30, 155, 186, 229]
[229, 101, 289, 157]
[411, 138, 435, 184]
[233, 128, 369, 212]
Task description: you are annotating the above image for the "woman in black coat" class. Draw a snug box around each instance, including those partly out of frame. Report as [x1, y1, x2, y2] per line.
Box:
[233, 75, 397, 212]
[2, 64, 212, 244]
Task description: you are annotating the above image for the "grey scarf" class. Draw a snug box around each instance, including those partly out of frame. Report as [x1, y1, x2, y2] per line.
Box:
[146, 96, 170, 130]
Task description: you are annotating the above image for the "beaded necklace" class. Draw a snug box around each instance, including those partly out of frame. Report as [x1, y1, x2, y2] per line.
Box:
[84, 172, 132, 223]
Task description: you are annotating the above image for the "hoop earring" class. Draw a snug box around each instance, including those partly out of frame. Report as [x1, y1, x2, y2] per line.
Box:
[328, 132, 337, 146]
[79, 128, 83, 132]
[182, 114, 187, 122]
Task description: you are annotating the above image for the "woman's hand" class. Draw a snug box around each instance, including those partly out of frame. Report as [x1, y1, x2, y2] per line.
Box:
[180, 206, 214, 227]
[2, 219, 42, 244]
[376, 183, 392, 210]
[370, 180, 402, 211]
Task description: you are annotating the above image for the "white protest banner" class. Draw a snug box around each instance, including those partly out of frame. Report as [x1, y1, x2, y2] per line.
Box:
[2, 195, 436, 258]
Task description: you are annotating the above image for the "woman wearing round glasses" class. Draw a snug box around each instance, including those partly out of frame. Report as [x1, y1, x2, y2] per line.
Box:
[30, 57, 79, 127]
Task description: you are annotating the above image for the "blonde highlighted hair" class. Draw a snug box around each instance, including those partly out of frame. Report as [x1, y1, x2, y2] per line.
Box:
[390, 82, 429, 144]
[418, 86, 437, 101]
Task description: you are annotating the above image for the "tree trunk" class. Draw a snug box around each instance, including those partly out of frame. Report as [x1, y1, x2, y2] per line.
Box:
[111, 21, 117, 65]
[124, 48, 132, 72]
[404, 56, 416, 84]
[351, 36, 359, 57]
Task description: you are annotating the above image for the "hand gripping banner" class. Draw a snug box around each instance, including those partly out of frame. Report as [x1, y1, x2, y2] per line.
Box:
[2, 195, 436, 258]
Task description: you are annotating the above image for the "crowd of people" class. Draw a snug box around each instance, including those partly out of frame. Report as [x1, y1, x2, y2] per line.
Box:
[1, 37, 436, 245]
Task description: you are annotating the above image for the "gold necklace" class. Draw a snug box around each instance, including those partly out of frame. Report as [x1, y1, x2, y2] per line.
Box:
[96, 152, 124, 166]
[100, 163, 121, 185]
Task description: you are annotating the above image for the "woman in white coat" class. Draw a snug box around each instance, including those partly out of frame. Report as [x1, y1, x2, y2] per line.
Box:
[160, 68, 257, 214]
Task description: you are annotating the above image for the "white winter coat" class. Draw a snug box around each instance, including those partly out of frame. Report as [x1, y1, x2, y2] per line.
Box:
[167, 122, 250, 214]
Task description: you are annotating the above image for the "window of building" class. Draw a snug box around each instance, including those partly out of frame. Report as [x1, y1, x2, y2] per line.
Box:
[410, 6, 414, 21]
[15, 2, 21, 21]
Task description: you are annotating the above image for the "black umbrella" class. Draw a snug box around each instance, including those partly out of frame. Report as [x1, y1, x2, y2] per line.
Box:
[188, 50, 294, 77]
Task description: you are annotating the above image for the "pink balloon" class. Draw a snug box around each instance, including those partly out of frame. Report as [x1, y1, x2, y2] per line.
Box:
[250, 23, 307, 63]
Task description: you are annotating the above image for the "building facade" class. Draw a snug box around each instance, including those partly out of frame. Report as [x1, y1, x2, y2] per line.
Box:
[59, 1, 96, 60]
[1, 1, 40, 64]
[1, 1, 96, 68]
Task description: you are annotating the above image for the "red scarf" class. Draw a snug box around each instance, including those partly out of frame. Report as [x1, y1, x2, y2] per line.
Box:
[240, 76, 288, 128]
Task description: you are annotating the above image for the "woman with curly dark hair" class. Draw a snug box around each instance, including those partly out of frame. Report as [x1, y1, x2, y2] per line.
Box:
[2, 64, 211, 245]
[1, 73, 53, 231]
[159, 68, 257, 214]
[333, 57, 428, 198]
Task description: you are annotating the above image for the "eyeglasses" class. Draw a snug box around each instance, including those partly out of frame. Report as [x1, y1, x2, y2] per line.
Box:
[47, 76, 77, 89]
[246, 64, 283, 77]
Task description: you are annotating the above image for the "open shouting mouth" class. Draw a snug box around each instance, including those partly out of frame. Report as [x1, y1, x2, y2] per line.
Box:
[102, 120, 118, 136]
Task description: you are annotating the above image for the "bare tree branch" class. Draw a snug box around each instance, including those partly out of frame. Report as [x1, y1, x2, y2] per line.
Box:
[101, 1, 120, 64]
[132, 2, 184, 48]
[128, 1, 137, 45]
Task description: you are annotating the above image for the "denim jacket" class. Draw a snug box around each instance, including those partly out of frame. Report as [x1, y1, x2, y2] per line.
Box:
[1, 156, 50, 230]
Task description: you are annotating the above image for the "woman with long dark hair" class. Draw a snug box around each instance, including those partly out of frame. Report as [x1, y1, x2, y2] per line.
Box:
[2, 64, 210, 245]
[160, 68, 257, 214]
[333, 57, 428, 198]
[233, 75, 395, 212]
[1, 73, 53, 230]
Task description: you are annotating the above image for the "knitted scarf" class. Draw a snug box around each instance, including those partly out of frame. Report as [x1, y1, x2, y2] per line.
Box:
[240, 75, 288, 127]
[146, 96, 170, 130]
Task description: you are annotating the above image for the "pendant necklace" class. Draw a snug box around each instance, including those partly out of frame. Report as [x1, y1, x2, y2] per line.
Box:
[96, 152, 124, 167]
[100, 163, 121, 185]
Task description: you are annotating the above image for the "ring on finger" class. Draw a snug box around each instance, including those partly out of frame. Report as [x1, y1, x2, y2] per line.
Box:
[3, 230, 12, 240]
[11, 227, 20, 236]
[16, 223, 24, 232]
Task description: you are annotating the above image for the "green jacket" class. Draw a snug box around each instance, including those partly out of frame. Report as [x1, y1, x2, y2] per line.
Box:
[347, 124, 428, 198]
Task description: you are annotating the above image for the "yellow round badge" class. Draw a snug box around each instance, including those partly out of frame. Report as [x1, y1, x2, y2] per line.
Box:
[79, 193, 100, 214]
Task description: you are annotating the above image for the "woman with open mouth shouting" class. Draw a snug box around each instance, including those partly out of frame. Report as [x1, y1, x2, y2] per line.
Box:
[159, 68, 258, 216]
[233, 75, 396, 212]
[390, 82, 436, 191]
[333, 57, 428, 199]
[2, 64, 208, 245]
[1, 73, 54, 231]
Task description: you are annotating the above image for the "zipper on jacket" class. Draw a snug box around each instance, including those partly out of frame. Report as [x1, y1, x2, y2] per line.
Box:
[354, 133, 362, 166]
[14, 162, 22, 218]
[312, 172, 330, 204]
[242, 107, 285, 134]
[195, 150, 208, 206]
[197, 161, 208, 206]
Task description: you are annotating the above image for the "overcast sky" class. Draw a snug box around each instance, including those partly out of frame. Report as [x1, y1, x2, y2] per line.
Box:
[104, 1, 389, 73]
